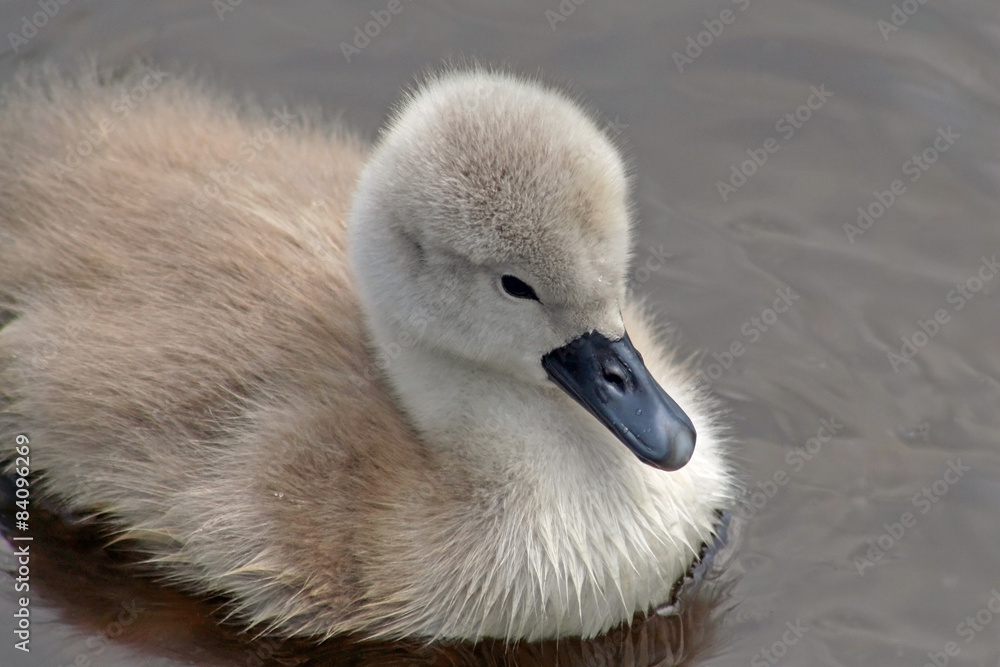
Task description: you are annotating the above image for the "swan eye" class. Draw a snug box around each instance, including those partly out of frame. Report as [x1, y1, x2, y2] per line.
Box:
[501, 275, 540, 301]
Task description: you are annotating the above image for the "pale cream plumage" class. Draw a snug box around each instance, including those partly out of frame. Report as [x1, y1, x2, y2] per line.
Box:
[0, 62, 732, 642]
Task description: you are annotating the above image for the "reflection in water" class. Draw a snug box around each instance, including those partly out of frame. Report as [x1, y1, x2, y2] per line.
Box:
[0, 490, 736, 666]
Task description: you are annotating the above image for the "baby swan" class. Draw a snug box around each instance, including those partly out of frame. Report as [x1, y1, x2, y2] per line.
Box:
[0, 64, 731, 642]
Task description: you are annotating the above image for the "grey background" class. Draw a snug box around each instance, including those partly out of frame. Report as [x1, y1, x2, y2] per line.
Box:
[1, 0, 999, 664]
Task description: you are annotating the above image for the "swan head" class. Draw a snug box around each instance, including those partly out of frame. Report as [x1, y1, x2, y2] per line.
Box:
[349, 69, 695, 471]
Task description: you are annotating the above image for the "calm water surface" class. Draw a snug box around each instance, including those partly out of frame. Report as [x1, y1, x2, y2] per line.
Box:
[1, 1, 999, 665]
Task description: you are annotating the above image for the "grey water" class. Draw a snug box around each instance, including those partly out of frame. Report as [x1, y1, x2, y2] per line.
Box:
[0, 0, 999, 665]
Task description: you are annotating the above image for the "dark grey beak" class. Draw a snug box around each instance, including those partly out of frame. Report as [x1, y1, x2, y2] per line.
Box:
[541, 330, 696, 471]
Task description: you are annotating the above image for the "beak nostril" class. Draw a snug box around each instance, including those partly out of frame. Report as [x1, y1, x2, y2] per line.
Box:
[602, 367, 627, 393]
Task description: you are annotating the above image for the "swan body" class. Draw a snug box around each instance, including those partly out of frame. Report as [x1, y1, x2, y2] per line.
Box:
[0, 63, 731, 642]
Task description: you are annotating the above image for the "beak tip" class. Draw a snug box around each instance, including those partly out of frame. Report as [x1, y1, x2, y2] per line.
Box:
[642, 407, 696, 472]
[637, 426, 694, 472]
[663, 424, 696, 471]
